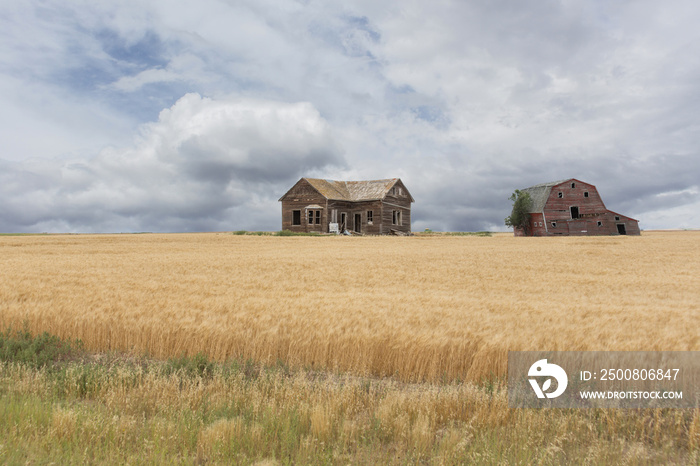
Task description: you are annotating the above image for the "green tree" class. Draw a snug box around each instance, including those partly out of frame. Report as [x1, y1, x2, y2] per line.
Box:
[505, 190, 533, 234]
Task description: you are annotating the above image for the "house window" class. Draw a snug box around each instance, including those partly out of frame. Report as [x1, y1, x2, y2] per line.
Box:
[597, 221, 603, 227]
[292, 210, 301, 226]
[367, 211, 373, 224]
[558, 192, 563, 198]
[615, 216, 620, 221]
[390, 187, 396, 195]
[551, 222, 557, 228]
[307, 210, 321, 224]
[392, 210, 402, 225]
[398, 187, 403, 196]
[571, 182, 576, 188]
[571, 206, 579, 219]
[584, 191, 589, 198]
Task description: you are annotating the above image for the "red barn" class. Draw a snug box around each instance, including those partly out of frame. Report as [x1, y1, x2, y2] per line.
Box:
[514, 179, 640, 236]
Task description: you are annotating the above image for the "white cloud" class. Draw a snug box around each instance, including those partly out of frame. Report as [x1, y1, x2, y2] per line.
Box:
[0, 94, 343, 232]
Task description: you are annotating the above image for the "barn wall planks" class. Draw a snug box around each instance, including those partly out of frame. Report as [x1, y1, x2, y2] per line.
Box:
[515, 179, 640, 236]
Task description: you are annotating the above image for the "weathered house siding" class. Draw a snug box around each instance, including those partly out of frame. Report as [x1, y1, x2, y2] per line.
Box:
[280, 179, 327, 233]
[326, 199, 385, 234]
[380, 189, 412, 235]
[279, 178, 414, 235]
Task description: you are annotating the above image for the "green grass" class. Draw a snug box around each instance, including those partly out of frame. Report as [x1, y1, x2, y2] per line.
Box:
[232, 230, 275, 236]
[274, 229, 324, 236]
[0, 330, 697, 464]
[232, 230, 324, 236]
[0, 233, 49, 236]
[164, 352, 216, 378]
[0, 325, 84, 369]
[232, 230, 494, 237]
[232, 230, 271, 236]
[444, 231, 492, 236]
[418, 231, 493, 237]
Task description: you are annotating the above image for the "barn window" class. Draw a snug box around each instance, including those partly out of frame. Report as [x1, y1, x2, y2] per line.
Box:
[390, 187, 396, 195]
[571, 206, 579, 219]
[584, 191, 589, 198]
[571, 182, 576, 188]
[551, 222, 557, 228]
[292, 210, 301, 226]
[597, 221, 603, 227]
[315, 210, 321, 224]
[367, 211, 373, 224]
[558, 192, 563, 198]
[615, 216, 620, 221]
[398, 187, 403, 196]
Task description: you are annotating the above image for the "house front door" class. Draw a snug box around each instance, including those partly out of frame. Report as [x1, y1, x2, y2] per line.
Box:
[354, 213, 361, 233]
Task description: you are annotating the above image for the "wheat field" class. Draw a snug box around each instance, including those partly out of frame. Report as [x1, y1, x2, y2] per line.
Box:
[1, 231, 698, 382]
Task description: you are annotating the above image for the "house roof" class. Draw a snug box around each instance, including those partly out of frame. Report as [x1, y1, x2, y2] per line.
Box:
[519, 179, 571, 213]
[282, 178, 414, 202]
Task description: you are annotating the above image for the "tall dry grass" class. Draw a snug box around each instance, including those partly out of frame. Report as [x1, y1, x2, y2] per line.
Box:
[3, 357, 695, 463]
[1, 231, 698, 382]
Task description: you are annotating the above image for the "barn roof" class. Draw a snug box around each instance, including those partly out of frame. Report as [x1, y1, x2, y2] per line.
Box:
[291, 178, 414, 202]
[519, 179, 570, 213]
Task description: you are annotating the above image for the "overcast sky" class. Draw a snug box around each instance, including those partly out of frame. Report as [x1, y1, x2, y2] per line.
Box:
[1, 0, 699, 232]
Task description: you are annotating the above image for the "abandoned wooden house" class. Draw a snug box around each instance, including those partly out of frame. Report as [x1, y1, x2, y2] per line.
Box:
[279, 178, 414, 234]
[514, 178, 640, 236]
